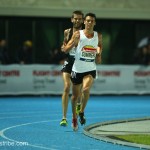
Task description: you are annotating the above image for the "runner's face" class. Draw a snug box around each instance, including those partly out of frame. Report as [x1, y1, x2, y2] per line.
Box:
[84, 16, 96, 30]
[71, 14, 83, 29]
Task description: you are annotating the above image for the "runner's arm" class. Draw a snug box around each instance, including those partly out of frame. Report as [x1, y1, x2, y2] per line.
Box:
[61, 29, 69, 52]
[63, 31, 80, 53]
[95, 33, 102, 64]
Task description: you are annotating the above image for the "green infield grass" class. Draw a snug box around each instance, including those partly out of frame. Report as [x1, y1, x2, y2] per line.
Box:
[115, 134, 150, 145]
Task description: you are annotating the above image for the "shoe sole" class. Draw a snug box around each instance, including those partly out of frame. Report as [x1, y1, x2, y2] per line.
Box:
[60, 122, 68, 126]
[79, 119, 86, 126]
[72, 125, 78, 131]
[60, 124, 67, 127]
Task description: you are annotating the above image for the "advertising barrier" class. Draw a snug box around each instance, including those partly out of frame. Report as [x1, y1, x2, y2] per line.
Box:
[0, 65, 150, 95]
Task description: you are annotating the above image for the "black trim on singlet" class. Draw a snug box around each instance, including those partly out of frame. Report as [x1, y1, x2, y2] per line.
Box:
[66, 28, 74, 60]
[67, 28, 73, 43]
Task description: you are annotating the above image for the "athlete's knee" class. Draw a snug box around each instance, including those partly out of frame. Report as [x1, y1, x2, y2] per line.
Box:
[71, 95, 78, 101]
[64, 87, 70, 93]
[64, 83, 71, 93]
[82, 87, 90, 94]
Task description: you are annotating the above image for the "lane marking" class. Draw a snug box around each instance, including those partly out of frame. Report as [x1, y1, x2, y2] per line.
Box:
[0, 120, 60, 150]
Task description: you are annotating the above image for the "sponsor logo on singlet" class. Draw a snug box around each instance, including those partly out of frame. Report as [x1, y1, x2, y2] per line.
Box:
[80, 45, 97, 62]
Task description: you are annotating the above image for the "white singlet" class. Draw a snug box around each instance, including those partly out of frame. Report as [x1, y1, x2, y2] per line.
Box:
[72, 30, 98, 73]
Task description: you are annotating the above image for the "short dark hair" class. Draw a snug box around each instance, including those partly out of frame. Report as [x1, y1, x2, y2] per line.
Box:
[84, 13, 96, 20]
[72, 10, 84, 18]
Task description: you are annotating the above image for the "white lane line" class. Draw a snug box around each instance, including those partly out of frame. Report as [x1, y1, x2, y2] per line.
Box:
[0, 116, 105, 150]
[0, 110, 60, 115]
[0, 114, 59, 120]
[0, 120, 60, 150]
[0, 112, 149, 149]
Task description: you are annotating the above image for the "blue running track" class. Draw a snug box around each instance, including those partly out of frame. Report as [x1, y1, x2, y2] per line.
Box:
[0, 96, 150, 150]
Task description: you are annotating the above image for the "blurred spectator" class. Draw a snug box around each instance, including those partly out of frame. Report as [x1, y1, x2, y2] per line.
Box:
[132, 37, 150, 65]
[16, 40, 33, 64]
[50, 47, 67, 64]
[0, 39, 10, 64]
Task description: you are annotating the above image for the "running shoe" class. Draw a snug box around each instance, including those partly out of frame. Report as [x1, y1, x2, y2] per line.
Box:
[60, 119, 68, 126]
[76, 103, 81, 116]
[72, 118, 78, 131]
[79, 112, 86, 125]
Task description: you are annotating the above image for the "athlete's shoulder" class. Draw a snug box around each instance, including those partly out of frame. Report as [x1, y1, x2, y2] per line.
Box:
[98, 32, 102, 35]
[94, 31, 102, 38]
[64, 28, 72, 34]
[95, 30, 102, 35]
[97, 32, 102, 39]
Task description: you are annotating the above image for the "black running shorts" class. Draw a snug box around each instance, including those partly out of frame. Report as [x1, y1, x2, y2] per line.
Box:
[71, 70, 96, 85]
[61, 56, 75, 74]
